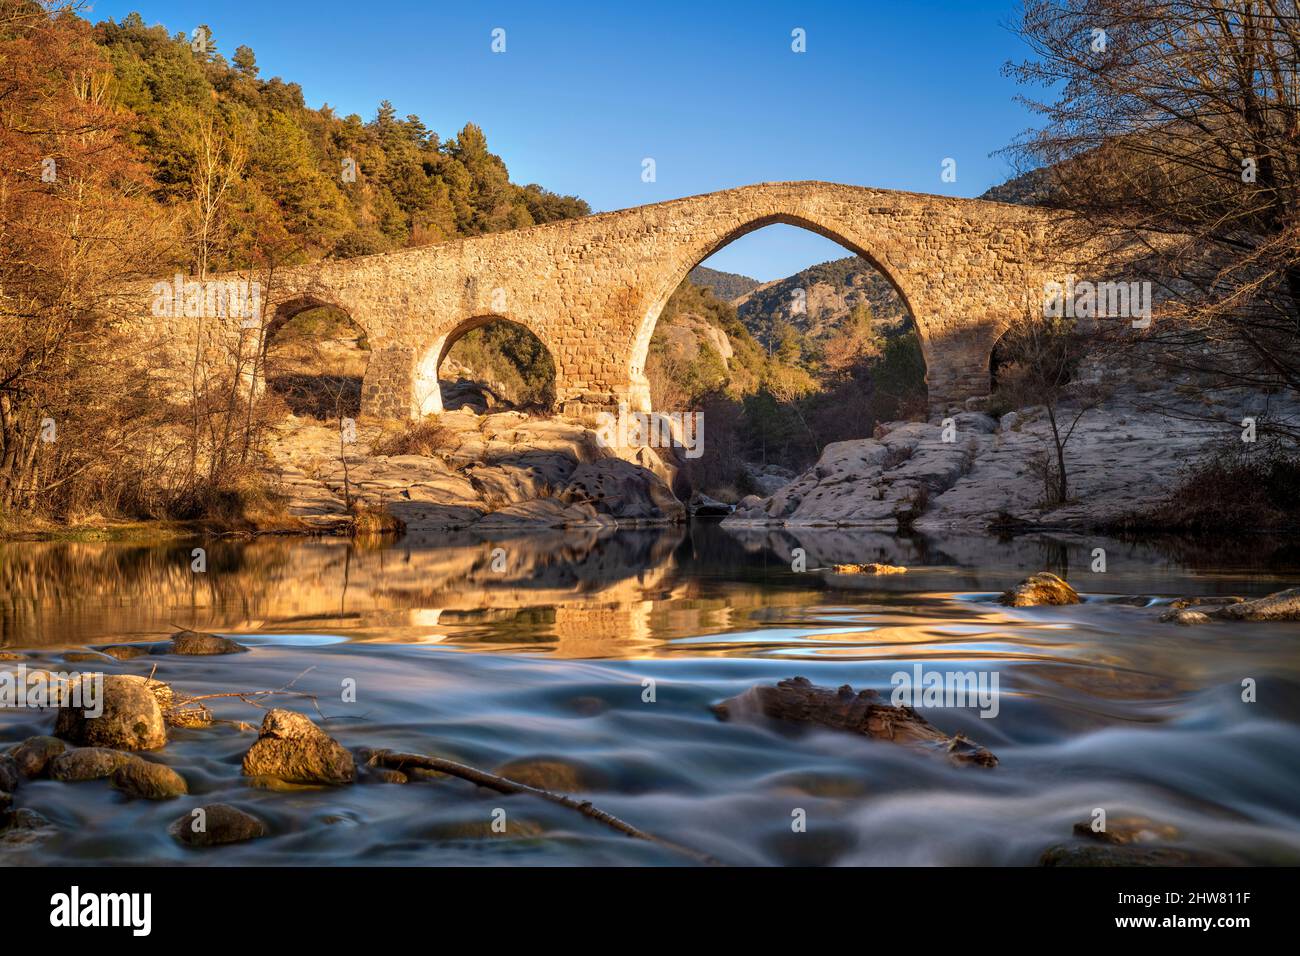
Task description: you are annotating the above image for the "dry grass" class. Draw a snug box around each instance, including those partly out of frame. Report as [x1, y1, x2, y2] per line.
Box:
[370, 418, 454, 457]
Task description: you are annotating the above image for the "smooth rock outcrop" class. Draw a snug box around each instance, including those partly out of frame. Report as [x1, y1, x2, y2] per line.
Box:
[241, 709, 355, 785]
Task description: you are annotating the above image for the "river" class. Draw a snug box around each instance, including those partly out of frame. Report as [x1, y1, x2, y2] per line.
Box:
[2, 525, 1298, 865]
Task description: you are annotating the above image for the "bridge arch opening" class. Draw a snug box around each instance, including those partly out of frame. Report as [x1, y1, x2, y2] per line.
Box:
[413, 315, 557, 416]
[261, 298, 370, 420]
[635, 220, 929, 497]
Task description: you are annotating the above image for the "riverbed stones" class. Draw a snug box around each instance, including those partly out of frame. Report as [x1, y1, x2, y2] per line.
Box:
[0, 806, 55, 844]
[999, 572, 1080, 607]
[713, 676, 998, 768]
[98, 644, 152, 660]
[0, 755, 19, 792]
[492, 757, 602, 792]
[168, 630, 249, 655]
[111, 758, 188, 799]
[169, 804, 266, 846]
[1210, 587, 1300, 621]
[54, 674, 167, 751]
[1159, 608, 1211, 625]
[241, 709, 355, 785]
[8, 736, 66, 777]
[1071, 816, 1180, 845]
[49, 747, 133, 782]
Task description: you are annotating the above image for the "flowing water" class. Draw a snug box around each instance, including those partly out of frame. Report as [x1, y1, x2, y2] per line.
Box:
[2, 525, 1298, 866]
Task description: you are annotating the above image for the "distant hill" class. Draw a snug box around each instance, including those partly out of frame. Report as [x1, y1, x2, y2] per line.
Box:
[979, 166, 1060, 206]
[688, 266, 762, 301]
[734, 256, 912, 349]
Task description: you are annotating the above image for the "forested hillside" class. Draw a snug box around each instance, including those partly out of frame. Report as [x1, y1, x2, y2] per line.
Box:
[98, 13, 590, 273]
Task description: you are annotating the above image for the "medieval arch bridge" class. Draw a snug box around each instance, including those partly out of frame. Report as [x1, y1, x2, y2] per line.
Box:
[136, 181, 1072, 418]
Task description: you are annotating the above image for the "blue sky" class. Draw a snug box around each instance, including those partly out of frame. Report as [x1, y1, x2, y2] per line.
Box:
[88, 0, 1038, 280]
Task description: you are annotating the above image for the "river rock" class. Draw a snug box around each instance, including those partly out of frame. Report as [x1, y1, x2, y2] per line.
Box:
[1072, 816, 1179, 845]
[1039, 843, 1229, 866]
[713, 676, 998, 768]
[1169, 596, 1244, 610]
[49, 747, 133, 782]
[832, 562, 907, 575]
[1210, 587, 1300, 622]
[688, 493, 732, 517]
[0, 755, 19, 792]
[169, 803, 266, 847]
[168, 630, 249, 655]
[111, 758, 188, 799]
[999, 572, 1080, 607]
[8, 736, 66, 777]
[241, 709, 355, 785]
[1159, 608, 1210, 625]
[99, 644, 152, 660]
[0, 806, 55, 844]
[54, 674, 167, 751]
[493, 757, 602, 791]
[561, 458, 685, 522]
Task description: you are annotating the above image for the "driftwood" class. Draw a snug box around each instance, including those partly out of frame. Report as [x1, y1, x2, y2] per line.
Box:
[361, 748, 721, 866]
[712, 676, 998, 767]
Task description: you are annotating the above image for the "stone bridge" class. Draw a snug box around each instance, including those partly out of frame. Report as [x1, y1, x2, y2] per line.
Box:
[133, 181, 1073, 418]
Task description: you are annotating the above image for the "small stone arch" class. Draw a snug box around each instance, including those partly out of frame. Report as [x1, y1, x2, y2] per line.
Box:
[412, 314, 559, 416]
[259, 295, 371, 419]
[628, 212, 928, 411]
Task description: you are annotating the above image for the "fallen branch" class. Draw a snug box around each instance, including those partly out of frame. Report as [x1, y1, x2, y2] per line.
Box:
[361, 747, 722, 866]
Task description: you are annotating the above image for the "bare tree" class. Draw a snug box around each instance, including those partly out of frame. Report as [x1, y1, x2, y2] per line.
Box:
[1004, 0, 1300, 433]
[993, 306, 1101, 504]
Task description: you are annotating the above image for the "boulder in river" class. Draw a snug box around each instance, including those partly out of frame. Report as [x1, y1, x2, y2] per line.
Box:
[998, 572, 1080, 607]
[712, 676, 997, 767]
[7, 736, 66, 778]
[98, 644, 152, 661]
[0, 755, 20, 792]
[241, 709, 355, 786]
[1209, 587, 1300, 622]
[111, 758, 188, 799]
[1159, 608, 1211, 626]
[561, 458, 686, 522]
[168, 630, 249, 655]
[54, 674, 167, 751]
[1071, 815, 1180, 845]
[169, 803, 266, 846]
[49, 747, 134, 782]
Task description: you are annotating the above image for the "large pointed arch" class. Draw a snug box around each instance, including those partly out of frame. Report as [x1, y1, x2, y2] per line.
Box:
[627, 212, 928, 411]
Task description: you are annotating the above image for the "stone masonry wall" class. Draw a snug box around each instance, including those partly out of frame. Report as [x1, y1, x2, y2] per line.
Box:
[121, 182, 1078, 419]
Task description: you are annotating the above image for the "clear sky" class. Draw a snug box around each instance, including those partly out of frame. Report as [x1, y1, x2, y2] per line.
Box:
[87, 0, 1038, 280]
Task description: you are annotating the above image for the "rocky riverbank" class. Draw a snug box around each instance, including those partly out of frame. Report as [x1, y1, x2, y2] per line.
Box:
[725, 374, 1300, 532]
[267, 407, 685, 534]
